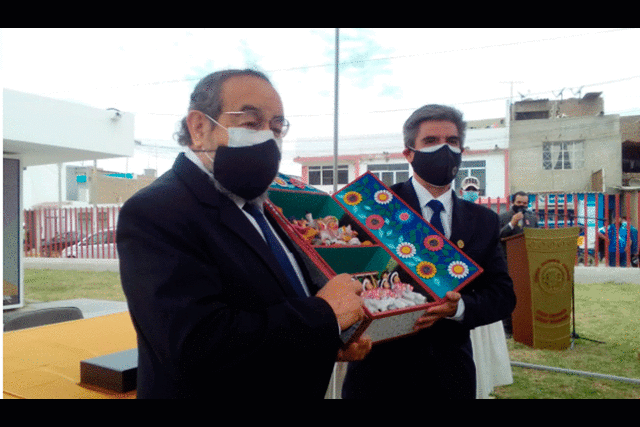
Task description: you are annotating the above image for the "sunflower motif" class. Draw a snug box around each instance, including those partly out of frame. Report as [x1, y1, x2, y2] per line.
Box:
[423, 235, 444, 252]
[374, 190, 393, 205]
[416, 261, 437, 279]
[365, 214, 385, 230]
[447, 261, 469, 279]
[396, 242, 417, 258]
[344, 191, 363, 206]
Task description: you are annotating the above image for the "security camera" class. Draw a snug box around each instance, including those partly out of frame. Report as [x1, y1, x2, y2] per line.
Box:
[107, 108, 122, 121]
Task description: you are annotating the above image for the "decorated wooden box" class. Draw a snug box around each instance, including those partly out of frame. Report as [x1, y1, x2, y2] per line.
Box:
[267, 172, 483, 346]
[333, 172, 483, 300]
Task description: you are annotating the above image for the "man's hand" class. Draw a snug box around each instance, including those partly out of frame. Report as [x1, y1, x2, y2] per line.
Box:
[337, 335, 372, 361]
[316, 273, 364, 331]
[413, 291, 461, 332]
[510, 212, 524, 228]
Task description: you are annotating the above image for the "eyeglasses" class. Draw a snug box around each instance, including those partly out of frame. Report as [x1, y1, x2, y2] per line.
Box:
[220, 109, 290, 138]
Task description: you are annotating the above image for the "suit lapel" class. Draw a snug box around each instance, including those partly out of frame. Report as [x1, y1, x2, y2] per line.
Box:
[263, 207, 325, 295]
[172, 153, 300, 297]
[450, 193, 472, 248]
[395, 179, 422, 213]
[219, 198, 303, 298]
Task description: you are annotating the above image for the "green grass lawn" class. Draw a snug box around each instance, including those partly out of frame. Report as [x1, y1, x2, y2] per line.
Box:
[21, 269, 640, 398]
[23, 268, 125, 302]
[493, 281, 640, 399]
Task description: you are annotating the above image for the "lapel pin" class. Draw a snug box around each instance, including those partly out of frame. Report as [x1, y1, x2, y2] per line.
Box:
[457, 240, 465, 249]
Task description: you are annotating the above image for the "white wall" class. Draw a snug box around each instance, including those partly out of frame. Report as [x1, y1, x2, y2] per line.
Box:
[3, 89, 134, 167]
[509, 115, 621, 193]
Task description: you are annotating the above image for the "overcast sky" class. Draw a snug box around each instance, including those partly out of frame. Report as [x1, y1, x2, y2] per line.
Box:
[4, 28, 639, 177]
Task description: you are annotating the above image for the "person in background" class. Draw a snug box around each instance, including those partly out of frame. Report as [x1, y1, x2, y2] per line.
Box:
[460, 176, 480, 203]
[117, 69, 370, 399]
[499, 191, 539, 239]
[598, 215, 639, 267]
[341, 104, 516, 399]
[460, 176, 514, 398]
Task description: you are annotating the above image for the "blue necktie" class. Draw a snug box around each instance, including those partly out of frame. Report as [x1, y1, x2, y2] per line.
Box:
[427, 200, 445, 235]
[243, 203, 307, 297]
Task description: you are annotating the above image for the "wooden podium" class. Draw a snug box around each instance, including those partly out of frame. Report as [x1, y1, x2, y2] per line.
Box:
[503, 227, 579, 350]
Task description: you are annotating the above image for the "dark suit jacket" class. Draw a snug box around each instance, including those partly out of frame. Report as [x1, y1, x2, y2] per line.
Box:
[117, 153, 341, 399]
[342, 179, 516, 399]
[499, 209, 539, 239]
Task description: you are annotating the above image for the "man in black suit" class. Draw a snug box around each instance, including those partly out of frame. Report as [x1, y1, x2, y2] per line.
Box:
[499, 191, 539, 239]
[342, 104, 516, 399]
[117, 69, 370, 399]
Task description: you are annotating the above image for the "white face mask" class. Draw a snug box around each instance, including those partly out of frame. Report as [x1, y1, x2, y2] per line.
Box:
[412, 142, 462, 154]
[203, 113, 283, 152]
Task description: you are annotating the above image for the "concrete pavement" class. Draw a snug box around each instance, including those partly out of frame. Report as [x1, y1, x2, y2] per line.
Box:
[23, 257, 119, 272]
[574, 265, 639, 285]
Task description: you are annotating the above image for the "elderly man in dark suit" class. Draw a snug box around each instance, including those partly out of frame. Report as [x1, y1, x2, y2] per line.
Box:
[342, 104, 516, 399]
[117, 69, 370, 399]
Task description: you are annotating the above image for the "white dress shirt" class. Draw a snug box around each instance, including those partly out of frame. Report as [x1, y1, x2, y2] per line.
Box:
[410, 177, 465, 320]
[410, 177, 454, 239]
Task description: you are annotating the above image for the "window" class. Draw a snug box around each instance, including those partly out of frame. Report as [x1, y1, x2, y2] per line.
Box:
[368, 163, 409, 186]
[515, 110, 549, 120]
[308, 165, 348, 186]
[543, 141, 585, 170]
[455, 161, 486, 196]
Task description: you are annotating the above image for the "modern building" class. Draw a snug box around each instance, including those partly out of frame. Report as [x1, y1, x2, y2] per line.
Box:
[292, 118, 509, 202]
[3, 89, 135, 309]
[507, 93, 639, 226]
[508, 92, 619, 193]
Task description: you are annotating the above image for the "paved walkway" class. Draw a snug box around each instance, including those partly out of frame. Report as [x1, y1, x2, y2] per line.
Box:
[10, 298, 129, 318]
[574, 266, 640, 285]
[23, 257, 119, 272]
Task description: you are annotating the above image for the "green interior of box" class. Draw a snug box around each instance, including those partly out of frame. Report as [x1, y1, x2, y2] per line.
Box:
[268, 191, 345, 222]
[314, 246, 394, 275]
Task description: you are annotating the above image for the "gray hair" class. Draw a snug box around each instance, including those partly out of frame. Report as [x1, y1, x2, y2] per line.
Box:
[174, 69, 272, 147]
[402, 104, 466, 149]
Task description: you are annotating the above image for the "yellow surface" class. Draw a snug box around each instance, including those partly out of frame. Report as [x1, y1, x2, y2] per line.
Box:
[524, 227, 579, 350]
[3, 311, 137, 399]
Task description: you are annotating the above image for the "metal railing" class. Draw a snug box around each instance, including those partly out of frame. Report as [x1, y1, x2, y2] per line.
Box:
[24, 205, 121, 259]
[23, 193, 638, 266]
[478, 192, 639, 267]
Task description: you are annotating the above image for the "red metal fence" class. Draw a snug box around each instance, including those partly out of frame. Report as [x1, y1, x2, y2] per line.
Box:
[479, 192, 639, 268]
[24, 205, 121, 259]
[23, 194, 639, 267]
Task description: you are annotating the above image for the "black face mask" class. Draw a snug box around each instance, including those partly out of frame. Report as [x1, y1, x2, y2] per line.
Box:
[213, 139, 281, 200]
[409, 144, 462, 187]
[512, 205, 527, 214]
